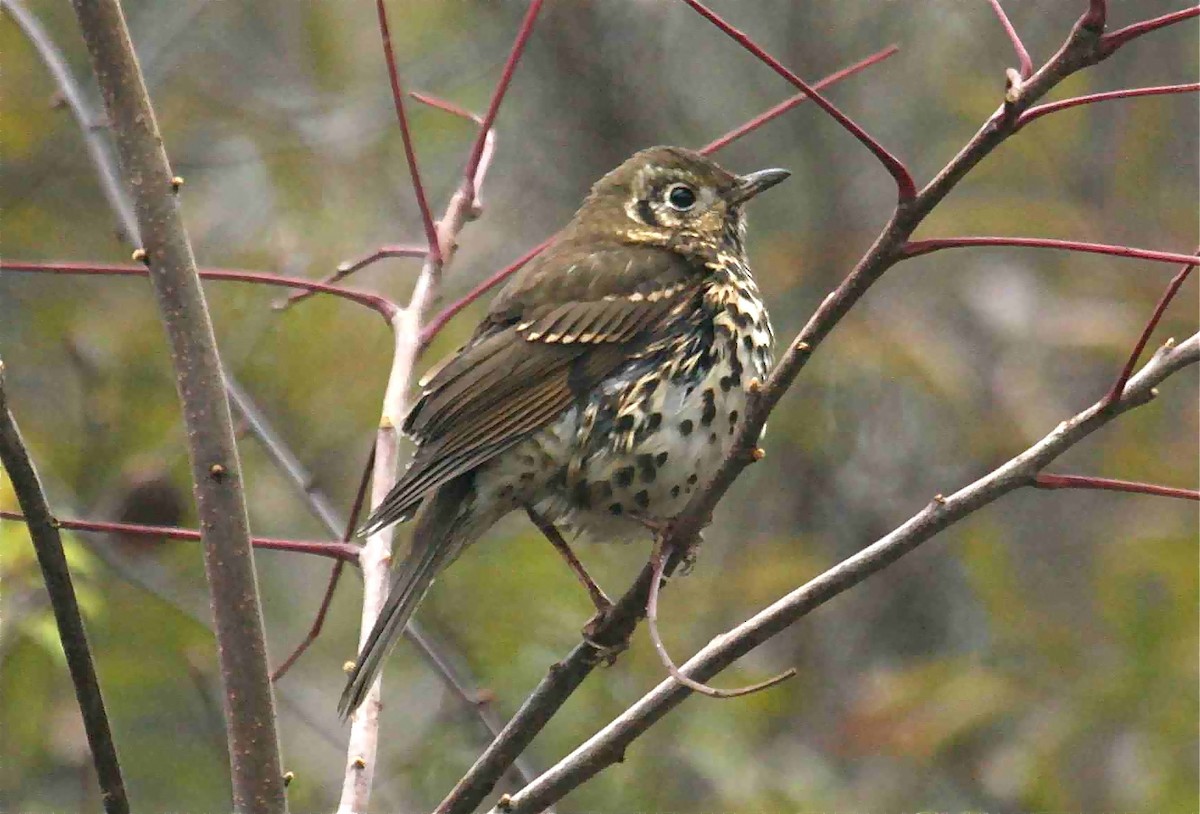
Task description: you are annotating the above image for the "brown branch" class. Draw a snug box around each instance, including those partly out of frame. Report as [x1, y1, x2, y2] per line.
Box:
[2, 259, 398, 320]
[1103, 253, 1196, 407]
[490, 335, 1199, 813]
[67, 1, 287, 810]
[1017, 83, 1200, 128]
[0, 360, 130, 813]
[438, 8, 1194, 810]
[1034, 473, 1199, 501]
[679, 0, 916, 201]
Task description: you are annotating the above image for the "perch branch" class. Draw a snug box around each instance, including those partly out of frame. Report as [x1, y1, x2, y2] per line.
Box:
[1017, 82, 1200, 128]
[0, 361, 130, 814]
[491, 335, 1199, 813]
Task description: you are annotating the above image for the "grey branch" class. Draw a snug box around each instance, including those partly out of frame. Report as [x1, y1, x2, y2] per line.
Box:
[0, 360, 131, 813]
[67, 1, 287, 811]
[491, 333, 1199, 812]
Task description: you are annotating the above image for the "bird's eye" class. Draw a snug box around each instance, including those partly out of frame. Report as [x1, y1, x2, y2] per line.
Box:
[665, 183, 697, 211]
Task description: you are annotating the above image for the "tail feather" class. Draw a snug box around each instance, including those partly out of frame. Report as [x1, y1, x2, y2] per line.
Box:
[339, 479, 472, 717]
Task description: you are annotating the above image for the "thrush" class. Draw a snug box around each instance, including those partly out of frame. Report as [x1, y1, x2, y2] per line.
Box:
[340, 146, 788, 715]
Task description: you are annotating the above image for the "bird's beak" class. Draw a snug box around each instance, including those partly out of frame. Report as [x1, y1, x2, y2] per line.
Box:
[727, 168, 791, 205]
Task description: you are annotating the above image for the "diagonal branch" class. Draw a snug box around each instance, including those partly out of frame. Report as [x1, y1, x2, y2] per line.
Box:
[1100, 5, 1200, 54]
[67, 2, 287, 810]
[490, 334, 1199, 813]
[900, 237, 1200, 267]
[986, 0, 1034, 79]
[1017, 82, 1200, 128]
[1034, 473, 1199, 501]
[679, 0, 916, 201]
[0, 360, 131, 814]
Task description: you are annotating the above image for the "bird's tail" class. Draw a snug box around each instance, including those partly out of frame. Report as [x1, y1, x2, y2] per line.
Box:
[338, 479, 472, 717]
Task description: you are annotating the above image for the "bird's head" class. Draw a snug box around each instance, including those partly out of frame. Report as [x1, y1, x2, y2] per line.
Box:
[569, 146, 790, 260]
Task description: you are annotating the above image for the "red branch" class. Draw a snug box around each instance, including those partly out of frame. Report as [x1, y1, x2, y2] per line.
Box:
[276, 244, 425, 310]
[0, 510, 359, 561]
[1034, 474, 1199, 502]
[1104, 252, 1197, 406]
[699, 45, 900, 155]
[1100, 6, 1200, 55]
[986, 0, 1034, 79]
[3, 260, 398, 320]
[411, 91, 483, 124]
[900, 237, 1199, 267]
[461, 0, 544, 195]
[1018, 83, 1200, 128]
[680, 0, 917, 201]
[376, 0, 440, 266]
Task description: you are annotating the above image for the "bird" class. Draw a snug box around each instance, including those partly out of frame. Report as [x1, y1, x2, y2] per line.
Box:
[339, 145, 789, 716]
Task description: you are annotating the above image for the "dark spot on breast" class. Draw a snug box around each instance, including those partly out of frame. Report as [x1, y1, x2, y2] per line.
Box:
[709, 432, 719, 444]
[520, 471, 536, 482]
[679, 419, 694, 436]
[671, 485, 681, 498]
[742, 334, 755, 351]
[614, 466, 635, 487]
[609, 503, 624, 516]
[656, 452, 668, 465]
[647, 412, 662, 432]
[729, 348, 744, 379]
[637, 454, 657, 483]
[719, 375, 739, 392]
[616, 414, 636, 432]
[594, 481, 614, 501]
[634, 490, 650, 509]
[687, 474, 698, 485]
[640, 378, 659, 396]
[701, 389, 717, 426]
[572, 479, 591, 509]
[729, 410, 739, 425]
[733, 309, 754, 329]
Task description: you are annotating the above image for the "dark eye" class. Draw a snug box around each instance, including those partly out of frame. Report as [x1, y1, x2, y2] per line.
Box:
[665, 183, 697, 211]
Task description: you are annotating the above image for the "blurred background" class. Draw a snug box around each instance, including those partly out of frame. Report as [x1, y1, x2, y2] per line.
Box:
[1, 0, 1196, 810]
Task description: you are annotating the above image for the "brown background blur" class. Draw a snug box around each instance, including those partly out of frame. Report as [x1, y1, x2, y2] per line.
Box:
[1, 0, 1197, 811]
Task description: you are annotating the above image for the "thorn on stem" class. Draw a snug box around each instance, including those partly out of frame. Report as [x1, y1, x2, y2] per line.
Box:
[351, 756, 367, 770]
[170, 175, 184, 192]
[208, 463, 227, 481]
[750, 447, 766, 462]
[282, 771, 295, 787]
[496, 793, 515, 812]
[131, 248, 148, 264]
[342, 660, 356, 674]
[1004, 67, 1024, 104]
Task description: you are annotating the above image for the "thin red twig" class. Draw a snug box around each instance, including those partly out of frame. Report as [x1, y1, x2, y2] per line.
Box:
[986, 0, 1034, 79]
[1082, 0, 1107, 30]
[410, 91, 483, 124]
[900, 237, 1199, 267]
[272, 446, 376, 681]
[461, 0, 544, 194]
[1017, 83, 1200, 128]
[276, 245, 425, 310]
[1103, 252, 1197, 407]
[1034, 474, 1199, 501]
[2, 260, 398, 320]
[646, 540, 796, 699]
[376, 0, 441, 266]
[699, 45, 900, 155]
[1100, 6, 1200, 54]
[419, 238, 551, 346]
[0, 510, 359, 561]
[680, 0, 916, 201]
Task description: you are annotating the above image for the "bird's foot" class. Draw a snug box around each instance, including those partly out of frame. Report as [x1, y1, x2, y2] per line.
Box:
[582, 609, 627, 666]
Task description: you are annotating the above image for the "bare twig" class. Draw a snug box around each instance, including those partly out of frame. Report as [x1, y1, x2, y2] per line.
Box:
[68, 1, 287, 809]
[1103, 253, 1197, 407]
[1034, 473, 1199, 501]
[1017, 82, 1200, 128]
[338, 4, 544, 810]
[986, 0, 1034, 80]
[2, 260, 398, 320]
[900, 237, 1199, 267]
[490, 335, 1199, 813]
[679, 0, 917, 201]
[0, 511, 359, 561]
[275, 245, 424, 311]
[699, 45, 900, 155]
[0, 360, 130, 814]
[645, 539, 795, 699]
[1100, 5, 1200, 54]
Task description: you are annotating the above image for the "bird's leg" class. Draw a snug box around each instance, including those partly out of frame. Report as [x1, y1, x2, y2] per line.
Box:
[524, 505, 612, 615]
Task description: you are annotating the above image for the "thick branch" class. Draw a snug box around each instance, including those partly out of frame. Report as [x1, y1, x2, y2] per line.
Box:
[493, 335, 1199, 812]
[0, 361, 130, 812]
[67, 1, 287, 810]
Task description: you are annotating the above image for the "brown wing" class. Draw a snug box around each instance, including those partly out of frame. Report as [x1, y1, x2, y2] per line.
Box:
[359, 242, 700, 534]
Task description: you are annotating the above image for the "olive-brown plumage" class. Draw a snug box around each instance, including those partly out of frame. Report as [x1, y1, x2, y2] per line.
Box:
[340, 146, 788, 715]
